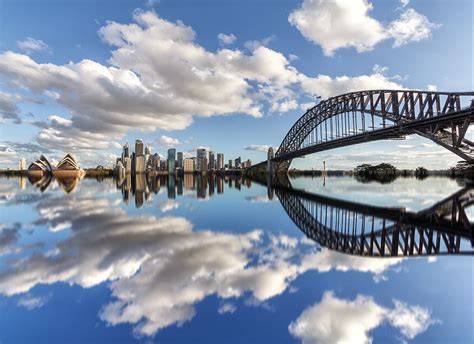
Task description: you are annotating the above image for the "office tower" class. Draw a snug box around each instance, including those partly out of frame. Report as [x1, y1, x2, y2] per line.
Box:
[228, 160, 233, 169]
[123, 143, 129, 158]
[145, 146, 151, 167]
[208, 151, 215, 171]
[135, 139, 144, 156]
[197, 148, 206, 172]
[152, 153, 160, 171]
[160, 160, 167, 171]
[135, 156, 146, 173]
[168, 148, 176, 173]
[217, 153, 224, 170]
[183, 158, 195, 173]
[177, 152, 183, 169]
[131, 152, 136, 173]
[234, 157, 241, 169]
[18, 158, 26, 171]
[246, 159, 252, 168]
[145, 146, 150, 155]
[124, 157, 132, 173]
[201, 157, 208, 172]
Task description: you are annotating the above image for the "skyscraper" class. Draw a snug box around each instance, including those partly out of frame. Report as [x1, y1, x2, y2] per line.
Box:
[217, 153, 224, 170]
[228, 159, 233, 169]
[197, 148, 206, 172]
[234, 157, 241, 169]
[168, 148, 176, 173]
[177, 152, 183, 169]
[18, 158, 26, 171]
[123, 143, 129, 158]
[135, 139, 144, 156]
[208, 151, 215, 171]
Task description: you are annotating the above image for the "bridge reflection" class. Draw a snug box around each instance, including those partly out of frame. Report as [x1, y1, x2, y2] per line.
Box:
[270, 177, 474, 257]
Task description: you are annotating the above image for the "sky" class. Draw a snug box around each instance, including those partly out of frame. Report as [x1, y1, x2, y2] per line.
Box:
[0, 0, 472, 170]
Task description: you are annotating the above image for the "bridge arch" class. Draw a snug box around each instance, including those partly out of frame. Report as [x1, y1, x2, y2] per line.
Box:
[273, 90, 474, 172]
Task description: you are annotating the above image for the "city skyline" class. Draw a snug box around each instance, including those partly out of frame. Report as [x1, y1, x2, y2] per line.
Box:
[0, 0, 472, 171]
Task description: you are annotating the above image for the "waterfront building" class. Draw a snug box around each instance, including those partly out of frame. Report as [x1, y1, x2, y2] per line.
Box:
[168, 148, 176, 173]
[217, 153, 224, 170]
[196, 148, 206, 172]
[201, 157, 208, 172]
[246, 159, 252, 168]
[160, 160, 167, 171]
[267, 147, 274, 173]
[28, 155, 52, 176]
[123, 143, 129, 159]
[228, 160, 233, 169]
[54, 153, 83, 177]
[131, 152, 136, 173]
[183, 158, 195, 173]
[152, 153, 160, 171]
[123, 157, 131, 173]
[208, 151, 215, 171]
[19, 158, 26, 171]
[135, 139, 144, 157]
[135, 155, 146, 174]
[234, 157, 241, 169]
[177, 152, 183, 169]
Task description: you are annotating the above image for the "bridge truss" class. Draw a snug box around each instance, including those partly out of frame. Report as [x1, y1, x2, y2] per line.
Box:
[273, 90, 474, 172]
[273, 181, 474, 257]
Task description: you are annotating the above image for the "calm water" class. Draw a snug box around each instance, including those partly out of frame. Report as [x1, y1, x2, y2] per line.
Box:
[0, 174, 472, 343]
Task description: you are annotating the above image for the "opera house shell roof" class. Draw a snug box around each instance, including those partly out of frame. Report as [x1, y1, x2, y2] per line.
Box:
[28, 155, 53, 175]
[53, 154, 84, 177]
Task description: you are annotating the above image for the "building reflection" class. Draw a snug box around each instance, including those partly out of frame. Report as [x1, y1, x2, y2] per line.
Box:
[114, 174, 253, 208]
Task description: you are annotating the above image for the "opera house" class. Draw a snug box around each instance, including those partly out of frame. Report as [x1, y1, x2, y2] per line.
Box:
[28, 153, 84, 178]
[27, 155, 53, 176]
[53, 153, 84, 177]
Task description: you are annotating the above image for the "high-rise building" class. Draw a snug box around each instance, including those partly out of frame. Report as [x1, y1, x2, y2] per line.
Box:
[234, 157, 241, 169]
[135, 139, 144, 156]
[208, 151, 215, 171]
[135, 155, 146, 173]
[183, 158, 195, 173]
[228, 159, 233, 169]
[145, 146, 151, 167]
[18, 158, 26, 171]
[177, 152, 183, 169]
[217, 153, 224, 170]
[168, 148, 176, 173]
[124, 157, 132, 173]
[152, 153, 160, 171]
[123, 143, 129, 158]
[201, 157, 208, 172]
[131, 152, 136, 173]
[197, 148, 206, 171]
[246, 159, 252, 168]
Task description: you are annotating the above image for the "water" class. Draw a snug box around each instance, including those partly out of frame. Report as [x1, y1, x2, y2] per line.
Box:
[0, 174, 472, 343]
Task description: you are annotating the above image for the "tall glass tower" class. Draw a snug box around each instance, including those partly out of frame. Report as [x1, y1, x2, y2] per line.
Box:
[168, 148, 176, 174]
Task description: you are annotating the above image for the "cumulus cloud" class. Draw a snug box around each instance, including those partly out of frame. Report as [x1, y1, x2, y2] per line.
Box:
[217, 33, 237, 45]
[288, 291, 438, 344]
[289, 0, 438, 56]
[218, 302, 237, 314]
[0, 192, 405, 336]
[158, 135, 180, 147]
[17, 37, 49, 53]
[0, 91, 22, 123]
[18, 294, 50, 310]
[244, 144, 275, 152]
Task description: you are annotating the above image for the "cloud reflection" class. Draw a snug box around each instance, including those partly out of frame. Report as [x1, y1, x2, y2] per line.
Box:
[0, 192, 405, 336]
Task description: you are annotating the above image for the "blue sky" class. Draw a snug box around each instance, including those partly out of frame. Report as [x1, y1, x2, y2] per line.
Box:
[0, 0, 472, 169]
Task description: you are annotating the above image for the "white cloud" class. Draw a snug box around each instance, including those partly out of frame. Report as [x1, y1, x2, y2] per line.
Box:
[18, 294, 50, 310]
[217, 33, 237, 45]
[270, 99, 298, 113]
[388, 8, 440, 48]
[400, 0, 410, 7]
[387, 300, 440, 339]
[218, 302, 237, 314]
[427, 84, 438, 91]
[289, 0, 438, 56]
[158, 135, 180, 147]
[0, 91, 22, 122]
[0, 193, 405, 337]
[17, 37, 49, 53]
[288, 53, 299, 61]
[244, 144, 275, 152]
[288, 291, 438, 344]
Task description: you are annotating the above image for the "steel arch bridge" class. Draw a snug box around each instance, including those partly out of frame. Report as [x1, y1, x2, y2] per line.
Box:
[271, 179, 474, 257]
[255, 90, 474, 173]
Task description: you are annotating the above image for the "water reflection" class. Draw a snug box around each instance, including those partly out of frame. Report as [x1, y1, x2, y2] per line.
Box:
[0, 174, 471, 342]
[262, 176, 474, 257]
[115, 174, 253, 208]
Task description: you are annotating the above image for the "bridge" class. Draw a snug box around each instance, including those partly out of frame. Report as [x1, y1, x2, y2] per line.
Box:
[248, 90, 474, 174]
[266, 177, 474, 257]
